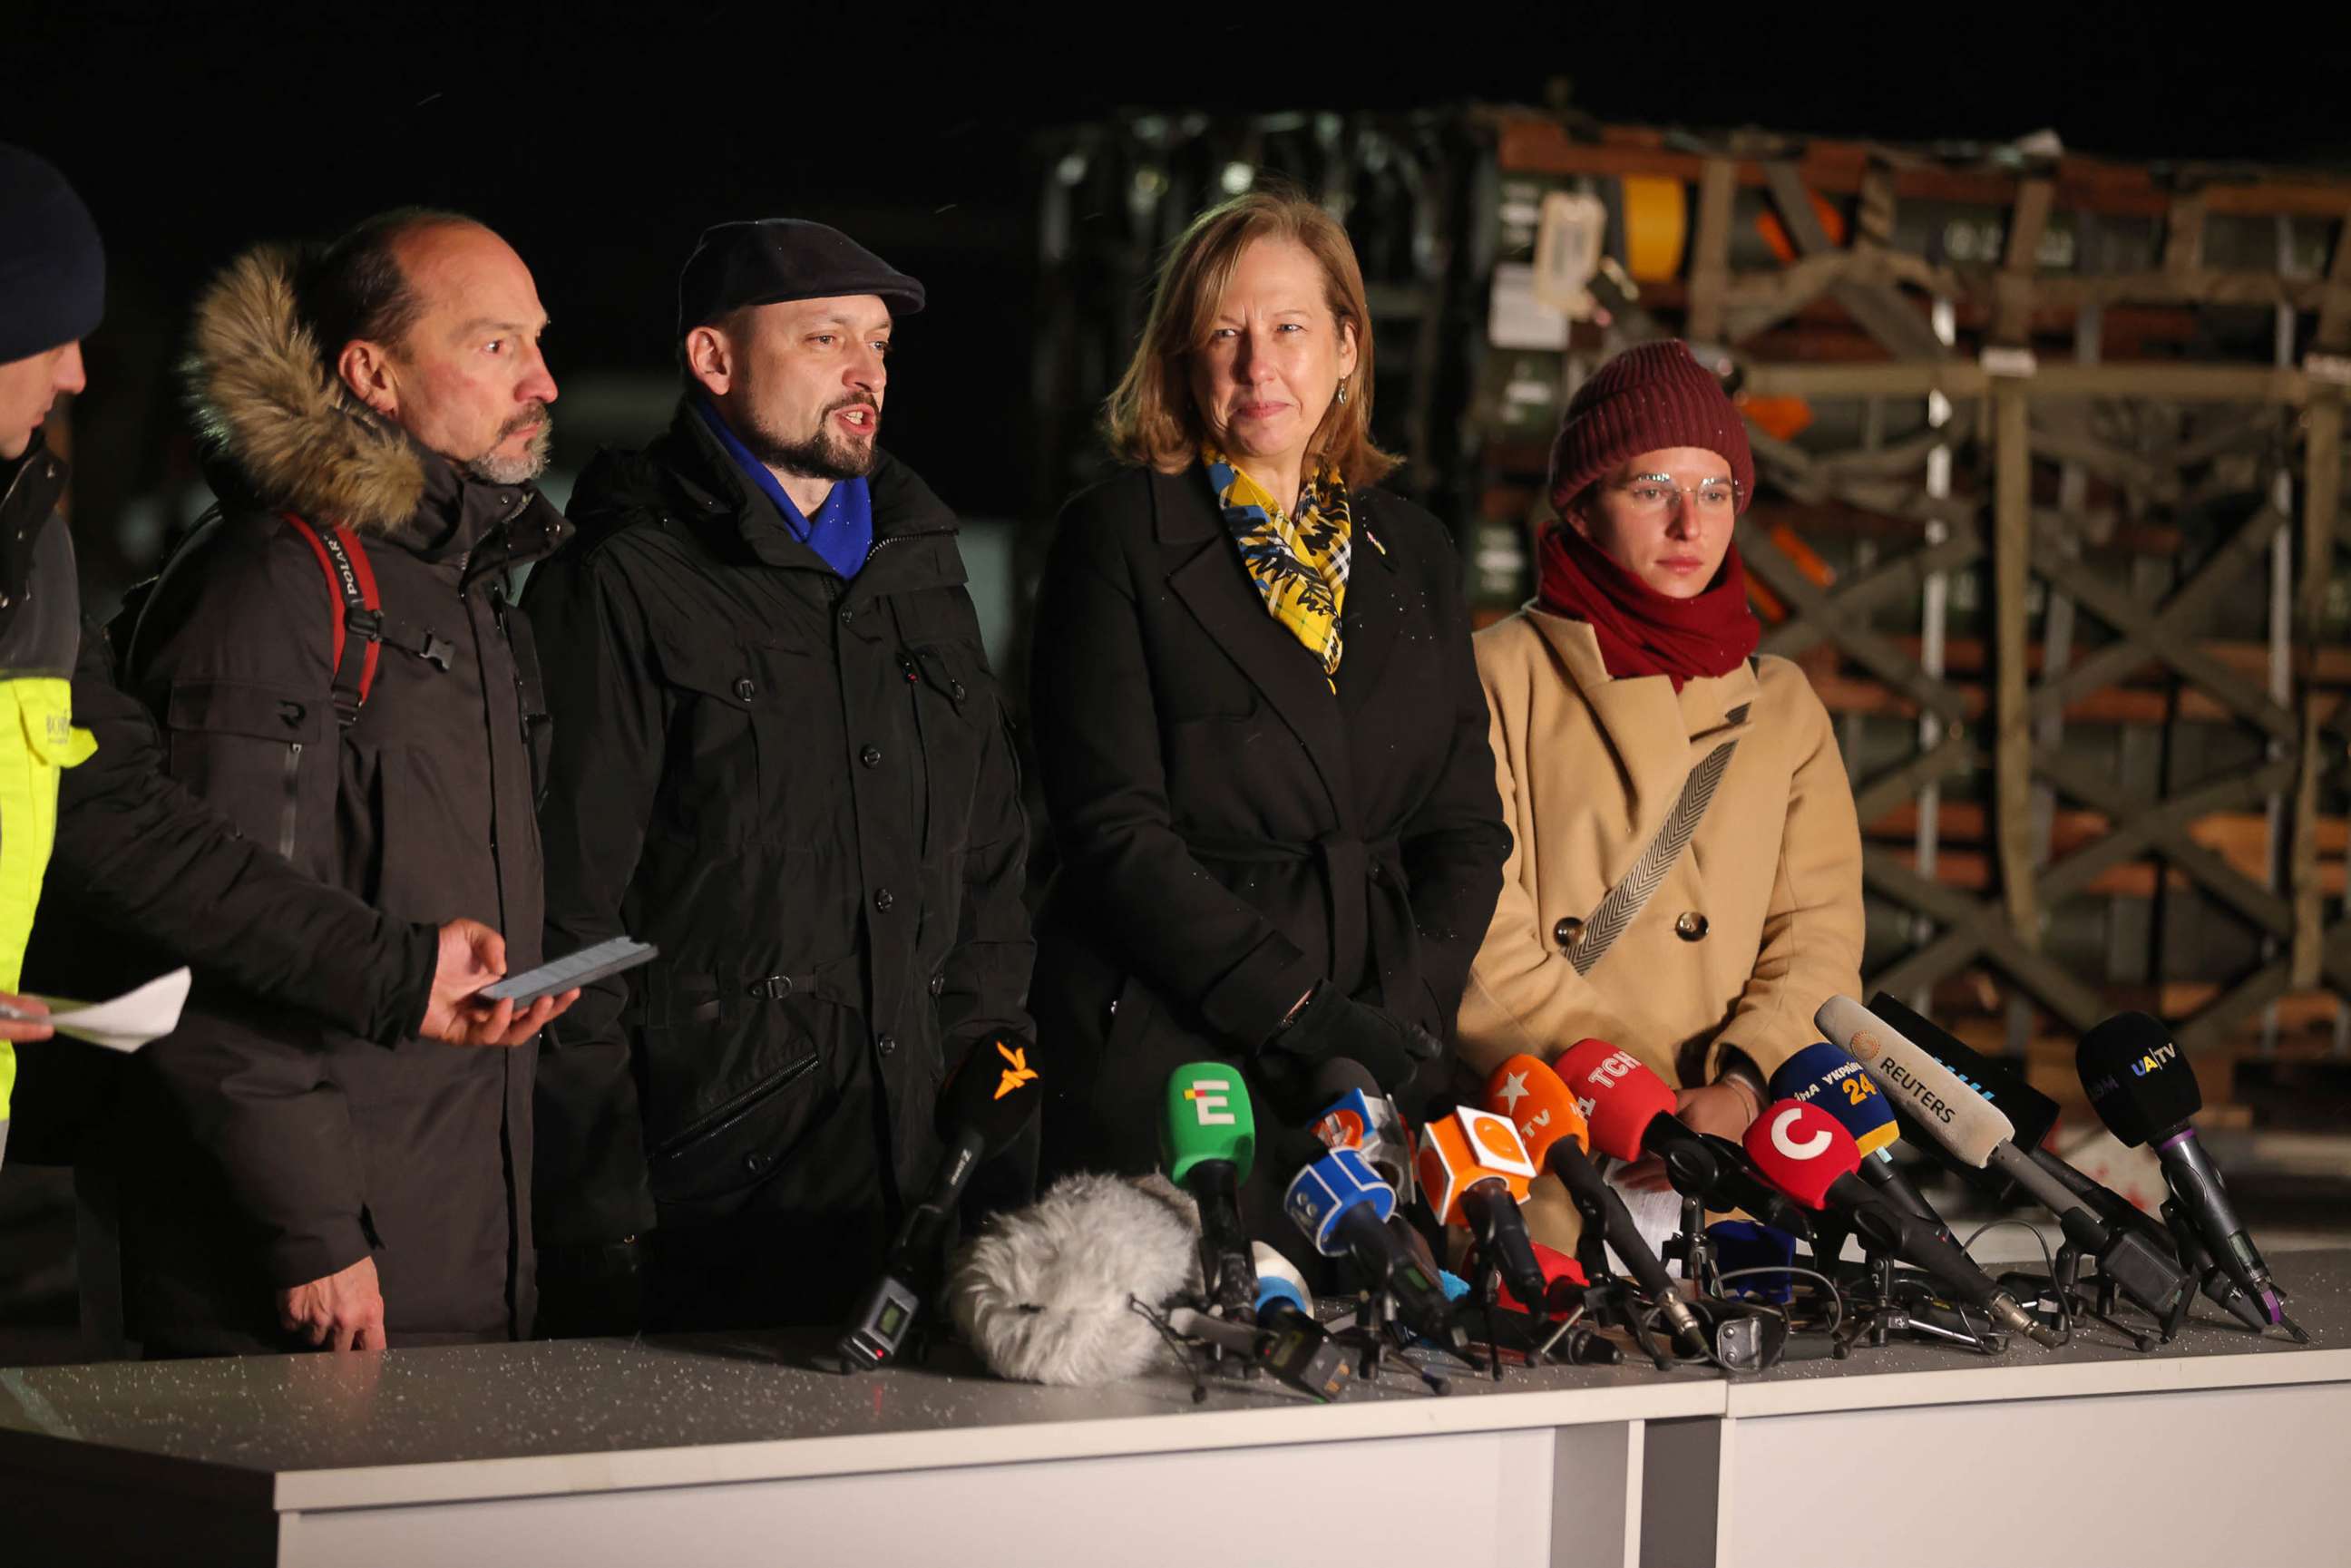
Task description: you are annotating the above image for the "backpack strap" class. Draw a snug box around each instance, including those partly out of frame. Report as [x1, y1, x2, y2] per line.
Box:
[280, 511, 383, 726]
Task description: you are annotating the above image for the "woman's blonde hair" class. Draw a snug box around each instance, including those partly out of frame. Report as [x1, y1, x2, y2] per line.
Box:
[1103, 189, 1398, 491]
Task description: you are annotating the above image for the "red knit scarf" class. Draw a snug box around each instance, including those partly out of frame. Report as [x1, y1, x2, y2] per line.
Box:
[1535, 522, 1761, 690]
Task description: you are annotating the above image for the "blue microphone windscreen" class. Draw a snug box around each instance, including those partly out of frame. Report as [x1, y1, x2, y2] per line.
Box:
[1771, 1041, 1899, 1157]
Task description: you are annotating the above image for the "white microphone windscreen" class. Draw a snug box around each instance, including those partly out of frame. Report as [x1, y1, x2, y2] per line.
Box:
[949, 1172, 1201, 1386]
[1814, 996, 2015, 1169]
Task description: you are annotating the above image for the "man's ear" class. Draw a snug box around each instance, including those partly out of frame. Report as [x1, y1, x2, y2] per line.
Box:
[684, 325, 733, 398]
[337, 340, 400, 421]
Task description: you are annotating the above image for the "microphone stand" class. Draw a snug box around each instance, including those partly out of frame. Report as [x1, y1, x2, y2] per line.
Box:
[1660, 1193, 1717, 1290]
[2047, 1237, 2154, 1352]
[1572, 1223, 1673, 1370]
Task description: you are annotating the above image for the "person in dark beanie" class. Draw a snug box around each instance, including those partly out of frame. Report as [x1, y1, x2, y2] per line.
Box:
[1456, 339, 1863, 1253]
[525, 219, 1033, 1334]
[0, 151, 555, 1180]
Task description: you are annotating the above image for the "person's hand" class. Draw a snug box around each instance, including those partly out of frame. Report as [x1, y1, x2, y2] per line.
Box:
[1264, 984, 1440, 1095]
[0, 990, 53, 1044]
[1620, 1078, 1764, 1193]
[420, 919, 580, 1047]
[277, 1255, 385, 1351]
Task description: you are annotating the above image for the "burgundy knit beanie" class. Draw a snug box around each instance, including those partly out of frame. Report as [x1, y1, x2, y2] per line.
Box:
[1547, 340, 1754, 516]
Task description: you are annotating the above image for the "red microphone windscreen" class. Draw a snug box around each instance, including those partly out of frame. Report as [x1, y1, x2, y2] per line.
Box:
[1555, 1038, 1676, 1161]
[1501, 1242, 1588, 1316]
[1484, 1055, 1591, 1165]
[1741, 1098, 1862, 1212]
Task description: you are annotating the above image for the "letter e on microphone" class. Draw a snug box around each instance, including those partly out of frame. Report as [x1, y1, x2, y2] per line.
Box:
[1185, 1080, 1236, 1126]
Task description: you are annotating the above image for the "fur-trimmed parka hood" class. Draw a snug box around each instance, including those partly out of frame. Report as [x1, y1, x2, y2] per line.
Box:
[183, 243, 430, 536]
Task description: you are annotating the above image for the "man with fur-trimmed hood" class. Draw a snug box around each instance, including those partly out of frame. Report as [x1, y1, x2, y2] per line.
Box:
[112, 211, 572, 1355]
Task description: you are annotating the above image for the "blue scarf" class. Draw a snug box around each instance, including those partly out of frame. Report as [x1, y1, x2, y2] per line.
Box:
[694, 398, 873, 579]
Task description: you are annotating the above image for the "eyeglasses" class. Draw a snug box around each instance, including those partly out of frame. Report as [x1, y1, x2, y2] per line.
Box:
[1609, 473, 1741, 518]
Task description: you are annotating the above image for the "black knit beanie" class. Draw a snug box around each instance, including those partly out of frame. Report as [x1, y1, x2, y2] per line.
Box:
[0, 144, 105, 363]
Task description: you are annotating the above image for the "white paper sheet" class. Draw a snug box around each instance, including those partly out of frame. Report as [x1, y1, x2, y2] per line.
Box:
[32, 967, 191, 1052]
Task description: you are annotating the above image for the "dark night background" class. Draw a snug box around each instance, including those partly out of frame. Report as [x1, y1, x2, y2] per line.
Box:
[12, 2, 2351, 589]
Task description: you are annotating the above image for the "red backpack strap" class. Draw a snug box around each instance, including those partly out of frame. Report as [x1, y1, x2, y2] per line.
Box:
[280, 511, 383, 725]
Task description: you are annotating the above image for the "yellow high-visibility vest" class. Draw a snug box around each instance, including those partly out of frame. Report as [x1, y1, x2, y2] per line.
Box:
[0, 675, 94, 1124]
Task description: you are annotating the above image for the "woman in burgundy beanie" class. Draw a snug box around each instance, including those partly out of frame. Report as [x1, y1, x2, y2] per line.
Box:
[1451, 339, 1866, 1251]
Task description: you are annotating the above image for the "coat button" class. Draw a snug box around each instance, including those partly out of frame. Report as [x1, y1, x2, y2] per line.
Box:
[950, 680, 968, 702]
[928, 974, 945, 997]
[876, 1034, 898, 1057]
[873, 888, 894, 913]
[1553, 916, 1585, 951]
[839, 607, 854, 624]
[1674, 911, 1710, 941]
[861, 745, 883, 767]
[733, 677, 756, 701]
[744, 1152, 768, 1174]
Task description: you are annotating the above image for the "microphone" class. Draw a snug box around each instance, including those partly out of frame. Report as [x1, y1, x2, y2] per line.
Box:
[1743, 1098, 2060, 1347]
[1554, 1038, 1813, 1236]
[1770, 1042, 1950, 1236]
[1283, 1146, 1460, 1349]
[1486, 1053, 1708, 1354]
[949, 1171, 1202, 1385]
[1499, 1243, 1588, 1318]
[843, 1035, 1043, 1366]
[1817, 997, 2189, 1319]
[1415, 1106, 1546, 1313]
[1245, 1242, 1353, 1399]
[1162, 1062, 1260, 1325]
[2078, 1013, 2288, 1328]
[1308, 1058, 1417, 1204]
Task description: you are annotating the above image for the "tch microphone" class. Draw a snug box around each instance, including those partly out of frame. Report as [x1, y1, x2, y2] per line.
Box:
[1162, 1063, 1260, 1325]
[1487, 1054, 1708, 1354]
[843, 1035, 1043, 1367]
[1283, 1146, 1460, 1349]
[1771, 1043, 1949, 1237]
[1309, 1059, 1417, 1204]
[1555, 1038, 1812, 1237]
[2078, 1013, 2290, 1329]
[1744, 1098, 2059, 1348]
[1416, 1107, 1546, 1313]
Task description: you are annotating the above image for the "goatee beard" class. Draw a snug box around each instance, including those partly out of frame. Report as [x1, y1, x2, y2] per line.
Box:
[464, 406, 554, 486]
[740, 397, 878, 482]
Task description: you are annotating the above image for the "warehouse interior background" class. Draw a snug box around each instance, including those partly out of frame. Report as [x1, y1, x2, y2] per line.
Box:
[5, 4, 2350, 1360]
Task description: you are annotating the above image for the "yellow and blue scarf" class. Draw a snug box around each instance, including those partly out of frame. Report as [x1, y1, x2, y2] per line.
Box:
[1203, 447, 1352, 688]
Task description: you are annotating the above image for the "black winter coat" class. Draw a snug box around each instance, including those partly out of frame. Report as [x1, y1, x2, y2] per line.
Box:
[1029, 463, 1508, 1257]
[106, 246, 561, 1355]
[526, 404, 1031, 1320]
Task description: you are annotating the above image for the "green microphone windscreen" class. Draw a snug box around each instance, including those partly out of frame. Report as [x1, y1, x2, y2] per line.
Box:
[1161, 1062, 1256, 1185]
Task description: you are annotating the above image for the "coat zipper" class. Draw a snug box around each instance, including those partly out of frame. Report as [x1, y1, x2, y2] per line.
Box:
[277, 742, 302, 859]
[649, 1050, 821, 1161]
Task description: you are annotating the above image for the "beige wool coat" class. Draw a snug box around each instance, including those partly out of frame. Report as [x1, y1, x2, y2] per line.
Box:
[1459, 608, 1866, 1248]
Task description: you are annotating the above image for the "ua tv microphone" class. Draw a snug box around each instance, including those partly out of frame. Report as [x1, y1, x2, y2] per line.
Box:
[1771, 1042, 1949, 1237]
[1309, 1058, 1417, 1205]
[1416, 1106, 1546, 1313]
[1486, 1053, 1708, 1354]
[1743, 1098, 2060, 1347]
[1283, 1146, 1459, 1349]
[1555, 1038, 1812, 1236]
[1163, 1063, 1261, 1325]
[844, 1035, 1044, 1367]
[2078, 1013, 2288, 1328]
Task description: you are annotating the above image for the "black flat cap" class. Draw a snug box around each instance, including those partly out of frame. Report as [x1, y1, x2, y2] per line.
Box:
[677, 218, 925, 338]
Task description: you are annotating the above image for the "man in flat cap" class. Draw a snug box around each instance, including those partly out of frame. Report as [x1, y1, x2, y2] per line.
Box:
[527, 219, 1034, 1331]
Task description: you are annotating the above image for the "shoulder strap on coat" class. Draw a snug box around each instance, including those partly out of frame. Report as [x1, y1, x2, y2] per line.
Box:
[280, 511, 383, 726]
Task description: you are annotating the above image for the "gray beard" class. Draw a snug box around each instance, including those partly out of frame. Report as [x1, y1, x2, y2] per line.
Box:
[463, 415, 554, 486]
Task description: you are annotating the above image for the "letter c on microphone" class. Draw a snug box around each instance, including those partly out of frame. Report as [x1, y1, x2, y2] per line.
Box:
[1769, 1105, 1834, 1162]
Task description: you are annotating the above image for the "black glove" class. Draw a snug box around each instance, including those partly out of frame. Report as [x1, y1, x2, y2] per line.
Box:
[1261, 982, 1441, 1095]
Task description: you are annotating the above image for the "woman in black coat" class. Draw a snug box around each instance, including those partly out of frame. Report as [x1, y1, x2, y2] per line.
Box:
[1028, 190, 1510, 1261]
